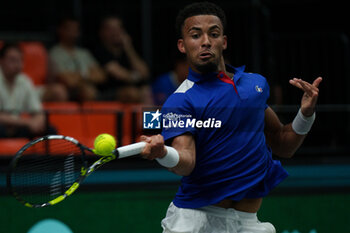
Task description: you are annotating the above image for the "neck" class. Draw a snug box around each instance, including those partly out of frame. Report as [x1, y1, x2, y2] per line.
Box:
[3, 74, 16, 87]
[60, 41, 75, 51]
[218, 56, 226, 72]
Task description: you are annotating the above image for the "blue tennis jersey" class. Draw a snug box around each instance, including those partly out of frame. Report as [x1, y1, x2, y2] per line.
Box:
[161, 64, 288, 209]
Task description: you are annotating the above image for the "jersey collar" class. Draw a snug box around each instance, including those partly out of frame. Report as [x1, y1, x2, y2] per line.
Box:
[187, 64, 246, 83]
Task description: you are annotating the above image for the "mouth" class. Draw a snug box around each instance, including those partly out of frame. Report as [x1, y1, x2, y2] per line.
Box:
[199, 51, 213, 60]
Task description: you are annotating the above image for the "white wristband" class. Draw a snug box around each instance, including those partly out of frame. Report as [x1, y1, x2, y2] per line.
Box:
[292, 109, 315, 135]
[156, 146, 180, 168]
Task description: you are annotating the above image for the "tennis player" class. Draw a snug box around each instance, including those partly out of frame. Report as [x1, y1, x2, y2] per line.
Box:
[141, 2, 322, 232]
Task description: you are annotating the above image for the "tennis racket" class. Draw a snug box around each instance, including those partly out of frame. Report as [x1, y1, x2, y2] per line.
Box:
[7, 135, 174, 208]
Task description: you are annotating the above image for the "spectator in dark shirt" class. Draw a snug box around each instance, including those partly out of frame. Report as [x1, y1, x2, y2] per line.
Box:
[94, 15, 152, 104]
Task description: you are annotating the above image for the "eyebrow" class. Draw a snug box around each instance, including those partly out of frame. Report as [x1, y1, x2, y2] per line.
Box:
[188, 25, 221, 33]
[188, 26, 201, 33]
[209, 25, 221, 31]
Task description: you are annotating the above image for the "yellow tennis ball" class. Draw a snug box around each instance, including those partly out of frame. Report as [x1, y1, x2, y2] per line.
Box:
[93, 133, 116, 156]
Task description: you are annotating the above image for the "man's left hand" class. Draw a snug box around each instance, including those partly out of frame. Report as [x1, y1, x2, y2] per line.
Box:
[289, 77, 322, 116]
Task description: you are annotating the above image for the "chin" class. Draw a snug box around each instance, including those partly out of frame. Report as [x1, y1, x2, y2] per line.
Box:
[194, 61, 218, 74]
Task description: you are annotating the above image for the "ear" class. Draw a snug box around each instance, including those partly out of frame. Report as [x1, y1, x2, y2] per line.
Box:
[177, 39, 186, 54]
[223, 35, 227, 50]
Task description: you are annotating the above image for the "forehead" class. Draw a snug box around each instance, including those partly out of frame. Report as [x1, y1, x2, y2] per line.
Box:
[4, 47, 22, 57]
[183, 15, 223, 31]
[104, 18, 122, 28]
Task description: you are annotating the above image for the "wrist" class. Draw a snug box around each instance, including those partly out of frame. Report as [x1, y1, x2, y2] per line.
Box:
[300, 107, 315, 117]
[156, 146, 180, 168]
[292, 108, 316, 135]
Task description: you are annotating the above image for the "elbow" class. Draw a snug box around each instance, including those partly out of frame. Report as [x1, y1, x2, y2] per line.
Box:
[169, 158, 195, 177]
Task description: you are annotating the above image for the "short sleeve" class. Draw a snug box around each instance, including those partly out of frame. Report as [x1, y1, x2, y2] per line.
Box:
[80, 49, 98, 67]
[161, 93, 196, 143]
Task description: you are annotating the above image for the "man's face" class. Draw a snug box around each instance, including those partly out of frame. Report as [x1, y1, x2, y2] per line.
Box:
[100, 18, 124, 46]
[0, 48, 23, 80]
[58, 20, 80, 44]
[177, 15, 227, 74]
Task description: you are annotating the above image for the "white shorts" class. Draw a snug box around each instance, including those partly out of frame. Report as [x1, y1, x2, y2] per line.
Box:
[161, 202, 276, 233]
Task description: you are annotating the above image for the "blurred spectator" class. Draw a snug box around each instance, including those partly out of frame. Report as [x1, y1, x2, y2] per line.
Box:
[93, 15, 152, 104]
[50, 17, 105, 102]
[0, 41, 68, 102]
[0, 43, 52, 138]
[152, 56, 188, 105]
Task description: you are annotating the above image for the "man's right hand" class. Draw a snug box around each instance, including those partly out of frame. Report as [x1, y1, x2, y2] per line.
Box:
[140, 134, 167, 160]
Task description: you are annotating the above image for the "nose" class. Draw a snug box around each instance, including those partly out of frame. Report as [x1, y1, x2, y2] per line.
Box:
[201, 34, 211, 48]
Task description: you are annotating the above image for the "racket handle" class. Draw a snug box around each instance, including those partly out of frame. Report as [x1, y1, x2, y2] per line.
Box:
[116, 142, 146, 159]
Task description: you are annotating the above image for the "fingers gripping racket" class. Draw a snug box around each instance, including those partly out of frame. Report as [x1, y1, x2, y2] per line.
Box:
[7, 135, 170, 208]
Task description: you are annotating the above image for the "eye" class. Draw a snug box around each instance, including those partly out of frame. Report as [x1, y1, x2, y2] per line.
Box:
[191, 34, 200, 39]
[211, 32, 219, 38]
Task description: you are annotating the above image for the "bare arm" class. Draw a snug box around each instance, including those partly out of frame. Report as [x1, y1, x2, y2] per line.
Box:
[0, 113, 24, 126]
[56, 72, 82, 88]
[140, 133, 196, 176]
[23, 113, 46, 134]
[265, 77, 322, 158]
[121, 32, 150, 79]
[264, 107, 305, 158]
[105, 61, 135, 83]
[87, 65, 106, 84]
[0, 112, 45, 134]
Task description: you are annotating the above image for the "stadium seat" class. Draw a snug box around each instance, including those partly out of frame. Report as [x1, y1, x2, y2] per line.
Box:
[0, 138, 29, 156]
[43, 102, 86, 144]
[43, 102, 80, 112]
[82, 101, 124, 110]
[43, 102, 145, 148]
[82, 102, 124, 146]
[122, 104, 144, 145]
[19, 41, 48, 86]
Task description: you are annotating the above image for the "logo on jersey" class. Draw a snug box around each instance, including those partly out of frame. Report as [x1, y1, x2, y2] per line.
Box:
[143, 109, 162, 129]
[255, 85, 263, 93]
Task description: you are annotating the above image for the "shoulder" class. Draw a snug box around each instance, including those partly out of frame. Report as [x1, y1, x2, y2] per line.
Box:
[242, 72, 268, 83]
[49, 45, 62, 54]
[241, 72, 270, 91]
[163, 81, 194, 109]
[49, 45, 66, 60]
[76, 47, 92, 56]
[174, 79, 195, 94]
[16, 73, 35, 89]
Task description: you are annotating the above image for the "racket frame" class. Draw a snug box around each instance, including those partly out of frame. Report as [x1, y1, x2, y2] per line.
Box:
[7, 135, 115, 208]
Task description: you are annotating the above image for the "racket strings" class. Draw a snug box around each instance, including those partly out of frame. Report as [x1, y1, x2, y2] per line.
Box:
[10, 139, 85, 206]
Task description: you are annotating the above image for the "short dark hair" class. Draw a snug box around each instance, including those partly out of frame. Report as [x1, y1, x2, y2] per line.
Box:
[57, 16, 79, 28]
[100, 15, 122, 26]
[0, 42, 21, 58]
[175, 2, 227, 38]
